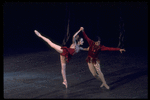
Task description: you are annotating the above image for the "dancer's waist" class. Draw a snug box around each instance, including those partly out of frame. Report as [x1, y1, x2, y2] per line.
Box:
[87, 55, 98, 59]
[86, 56, 100, 64]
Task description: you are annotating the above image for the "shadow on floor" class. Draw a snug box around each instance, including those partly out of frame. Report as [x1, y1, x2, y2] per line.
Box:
[108, 68, 147, 90]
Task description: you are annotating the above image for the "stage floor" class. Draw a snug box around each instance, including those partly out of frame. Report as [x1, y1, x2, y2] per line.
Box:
[3, 47, 148, 99]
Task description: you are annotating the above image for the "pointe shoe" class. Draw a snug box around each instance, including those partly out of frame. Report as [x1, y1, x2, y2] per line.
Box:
[34, 30, 41, 37]
[100, 83, 110, 89]
[62, 81, 68, 88]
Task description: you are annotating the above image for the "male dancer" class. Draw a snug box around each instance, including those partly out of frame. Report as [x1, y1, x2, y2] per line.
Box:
[80, 27, 126, 89]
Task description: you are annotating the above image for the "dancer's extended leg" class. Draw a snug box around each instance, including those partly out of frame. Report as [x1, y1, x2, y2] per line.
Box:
[87, 62, 100, 80]
[94, 62, 110, 89]
[60, 55, 68, 88]
[34, 30, 63, 53]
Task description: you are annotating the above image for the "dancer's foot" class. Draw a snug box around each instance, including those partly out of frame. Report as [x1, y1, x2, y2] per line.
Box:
[34, 30, 41, 37]
[100, 83, 110, 89]
[62, 81, 68, 88]
[100, 83, 104, 87]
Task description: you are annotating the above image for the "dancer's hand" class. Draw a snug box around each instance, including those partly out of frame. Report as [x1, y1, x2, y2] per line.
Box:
[34, 30, 41, 37]
[80, 27, 84, 31]
[119, 49, 126, 53]
[83, 47, 89, 51]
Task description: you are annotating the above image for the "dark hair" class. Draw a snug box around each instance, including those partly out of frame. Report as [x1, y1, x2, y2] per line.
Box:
[93, 36, 101, 42]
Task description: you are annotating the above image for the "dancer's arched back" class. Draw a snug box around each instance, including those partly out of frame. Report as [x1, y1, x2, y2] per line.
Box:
[34, 28, 88, 88]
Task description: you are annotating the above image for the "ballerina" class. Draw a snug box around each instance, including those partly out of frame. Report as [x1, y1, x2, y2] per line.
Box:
[34, 28, 88, 88]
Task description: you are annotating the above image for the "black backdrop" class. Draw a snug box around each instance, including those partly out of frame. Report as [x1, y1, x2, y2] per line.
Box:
[3, 2, 148, 55]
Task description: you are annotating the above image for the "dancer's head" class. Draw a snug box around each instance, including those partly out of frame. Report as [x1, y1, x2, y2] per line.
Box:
[78, 38, 84, 45]
[76, 36, 84, 45]
[94, 36, 101, 46]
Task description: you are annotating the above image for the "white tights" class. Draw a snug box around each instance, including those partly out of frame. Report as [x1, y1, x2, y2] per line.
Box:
[37, 33, 68, 88]
[88, 61, 110, 89]
[40, 35, 63, 53]
[60, 55, 68, 88]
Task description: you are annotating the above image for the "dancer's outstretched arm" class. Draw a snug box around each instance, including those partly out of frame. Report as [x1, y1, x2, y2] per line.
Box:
[73, 28, 82, 38]
[80, 27, 93, 45]
[34, 30, 63, 53]
[101, 45, 126, 53]
[82, 47, 89, 51]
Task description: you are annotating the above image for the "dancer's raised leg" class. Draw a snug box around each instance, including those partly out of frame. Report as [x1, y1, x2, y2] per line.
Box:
[34, 30, 63, 53]
[60, 55, 68, 88]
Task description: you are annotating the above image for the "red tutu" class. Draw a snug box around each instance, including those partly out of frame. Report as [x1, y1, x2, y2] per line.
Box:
[60, 46, 75, 62]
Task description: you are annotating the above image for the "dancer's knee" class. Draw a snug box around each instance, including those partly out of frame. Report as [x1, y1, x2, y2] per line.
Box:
[61, 63, 66, 68]
[98, 70, 104, 76]
[51, 42, 63, 53]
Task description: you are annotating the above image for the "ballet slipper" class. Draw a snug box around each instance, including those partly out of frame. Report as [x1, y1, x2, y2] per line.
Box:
[34, 30, 41, 37]
[104, 84, 110, 89]
[62, 81, 68, 88]
[100, 83, 110, 89]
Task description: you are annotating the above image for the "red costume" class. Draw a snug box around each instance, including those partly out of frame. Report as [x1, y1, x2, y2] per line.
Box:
[60, 46, 75, 63]
[82, 31, 120, 64]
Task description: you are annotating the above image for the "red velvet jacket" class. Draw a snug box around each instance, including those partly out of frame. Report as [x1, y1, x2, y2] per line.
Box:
[82, 31, 120, 64]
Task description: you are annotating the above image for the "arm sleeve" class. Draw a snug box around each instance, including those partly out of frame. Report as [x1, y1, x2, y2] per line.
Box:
[101, 45, 120, 51]
[82, 31, 93, 45]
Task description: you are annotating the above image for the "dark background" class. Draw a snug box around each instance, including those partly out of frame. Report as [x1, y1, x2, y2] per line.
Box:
[3, 2, 148, 56]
